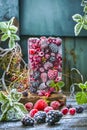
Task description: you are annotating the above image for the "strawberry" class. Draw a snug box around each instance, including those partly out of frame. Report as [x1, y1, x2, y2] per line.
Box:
[29, 109, 38, 117]
[44, 106, 53, 113]
[61, 107, 69, 115]
[34, 99, 48, 111]
[25, 102, 33, 111]
[69, 108, 76, 115]
[50, 101, 60, 110]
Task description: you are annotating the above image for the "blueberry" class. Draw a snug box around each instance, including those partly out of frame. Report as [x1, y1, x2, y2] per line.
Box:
[22, 91, 28, 97]
[66, 104, 73, 109]
[76, 106, 84, 113]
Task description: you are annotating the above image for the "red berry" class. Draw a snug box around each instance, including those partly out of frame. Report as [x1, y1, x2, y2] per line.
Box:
[34, 99, 48, 111]
[44, 106, 53, 113]
[25, 102, 33, 111]
[29, 109, 38, 117]
[69, 108, 76, 115]
[61, 107, 69, 115]
[50, 101, 60, 110]
[29, 49, 35, 55]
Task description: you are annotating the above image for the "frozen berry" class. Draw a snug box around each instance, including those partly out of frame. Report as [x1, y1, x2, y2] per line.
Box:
[29, 109, 38, 117]
[69, 108, 76, 115]
[46, 110, 63, 125]
[66, 104, 73, 109]
[76, 106, 84, 113]
[44, 106, 53, 113]
[34, 99, 48, 111]
[21, 115, 34, 126]
[22, 91, 28, 97]
[61, 107, 69, 115]
[34, 111, 46, 124]
[50, 101, 60, 110]
[25, 102, 33, 111]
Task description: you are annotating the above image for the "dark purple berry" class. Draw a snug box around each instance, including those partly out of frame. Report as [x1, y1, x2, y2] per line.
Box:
[66, 104, 73, 109]
[22, 91, 28, 97]
[34, 111, 46, 124]
[46, 110, 63, 125]
[21, 115, 34, 126]
[76, 106, 84, 113]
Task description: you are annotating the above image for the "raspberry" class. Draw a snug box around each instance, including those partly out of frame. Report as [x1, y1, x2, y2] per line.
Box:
[29, 49, 35, 55]
[46, 110, 63, 125]
[61, 107, 69, 115]
[44, 106, 53, 113]
[34, 111, 46, 124]
[25, 102, 33, 111]
[76, 106, 84, 113]
[50, 101, 60, 110]
[21, 115, 34, 126]
[69, 108, 76, 115]
[34, 99, 48, 111]
[29, 109, 38, 117]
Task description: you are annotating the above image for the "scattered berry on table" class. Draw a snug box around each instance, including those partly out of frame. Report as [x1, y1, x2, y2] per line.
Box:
[76, 106, 84, 113]
[69, 108, 76, 115]
[25, 102, 33, 111]
[66, 104, 73, 109]
[29, 109, 38, 117]
[50, 101, 60, 110]
[34, 111, 46, 124]
[34, 99, 48, 111]
[46, 110, 63, 125]
[21, 115, 34, 126]
[61, 107, 69, 115]
[44, 106, 53, 113]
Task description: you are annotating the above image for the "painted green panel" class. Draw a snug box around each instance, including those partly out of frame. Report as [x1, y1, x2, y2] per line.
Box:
[0, 0, 19, 21]
[19, 0, 87, 36]
[62, 37, 87, 91]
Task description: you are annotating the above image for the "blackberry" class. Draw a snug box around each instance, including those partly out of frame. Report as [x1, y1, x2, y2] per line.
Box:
[22, 91, 28, 97]
[49, 56, 56, 62]
[33, 71, 40, 79]
[29, 86, 37, 93]
[34, 111, 46, 124]
[31, 81, 39, 87]
[21, 115, 34, 126]
[49, 43, 58, 53]
[46, 110, 63, 125]
[76, 106, 84, 113]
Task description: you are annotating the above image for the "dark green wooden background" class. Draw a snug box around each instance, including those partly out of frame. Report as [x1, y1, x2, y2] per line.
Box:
[0, 0, 87, 91]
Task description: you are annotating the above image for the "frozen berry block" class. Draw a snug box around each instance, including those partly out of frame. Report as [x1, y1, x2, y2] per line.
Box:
[28, 37, 62, 94]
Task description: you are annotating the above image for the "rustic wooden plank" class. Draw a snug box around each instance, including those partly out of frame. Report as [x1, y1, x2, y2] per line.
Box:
[19, 0, 87, 36]
[0, 0, 19, 21]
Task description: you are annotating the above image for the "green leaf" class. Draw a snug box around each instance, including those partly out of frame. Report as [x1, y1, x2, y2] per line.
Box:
[0, 92, 8, 104]
[1, 101, 9, 112]
[0, 22, 7, 31]
[8, 38, 15, 48]
[76, 91, 87, 104]
[78, 83, 87, 89]
[9, 25, 18, 33]
[12, 34, 20, 41]
[8, 17, 15, 25]
[1, 33, 8, 41]
[14, 102, 28, 114]
[57, 81, 65, 88]
[84, 5, 87, 13]
[74, 22, 83, 36]
[11, 89, 22, 102]
[72, 14, 82, 22]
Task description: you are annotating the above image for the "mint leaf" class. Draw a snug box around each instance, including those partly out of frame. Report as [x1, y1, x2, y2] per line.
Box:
[74, 22, 83, 36]
[1, 33, 8, 41]
[57, 81, 65, 88]
[72, 14, 82, 22]
[0, 92, 8, 104]
[9, 38, 15, 48]
[9, 25, 18, 33]
[76, 91, 87, 104]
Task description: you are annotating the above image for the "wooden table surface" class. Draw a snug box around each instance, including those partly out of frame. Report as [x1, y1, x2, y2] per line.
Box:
[0, 97, 87, 130]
